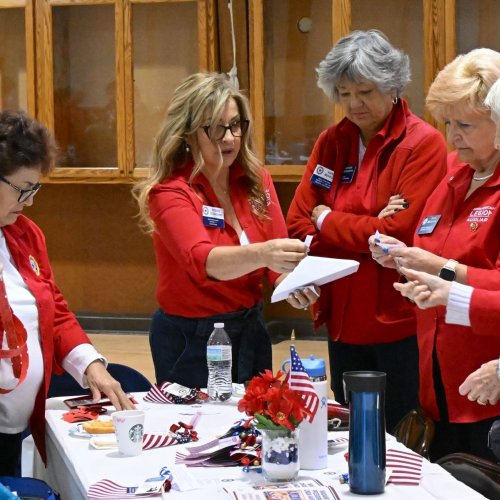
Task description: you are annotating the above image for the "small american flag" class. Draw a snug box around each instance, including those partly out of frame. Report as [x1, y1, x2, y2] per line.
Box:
[289, 345, 319, 422]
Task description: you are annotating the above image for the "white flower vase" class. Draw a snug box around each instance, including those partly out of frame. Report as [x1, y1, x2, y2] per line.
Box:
[260, 428, 300, 482]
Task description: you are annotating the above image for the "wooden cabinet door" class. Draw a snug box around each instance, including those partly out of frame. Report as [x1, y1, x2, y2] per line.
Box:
[36, 0, 124, 180]
[123, 0, 216, 179]
[0, 0, 35, 114]
[250, 0, 335, 181]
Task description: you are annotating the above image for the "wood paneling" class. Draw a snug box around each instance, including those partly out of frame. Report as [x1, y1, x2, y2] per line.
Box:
[25, 185, 157, 314]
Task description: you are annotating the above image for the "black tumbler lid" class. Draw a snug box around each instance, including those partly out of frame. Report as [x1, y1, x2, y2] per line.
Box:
[343, 371, 386, 392]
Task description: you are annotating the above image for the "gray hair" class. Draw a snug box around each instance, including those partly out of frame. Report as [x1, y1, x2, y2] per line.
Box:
[317, 30, 411, 101]
[485, 78, 500, 117]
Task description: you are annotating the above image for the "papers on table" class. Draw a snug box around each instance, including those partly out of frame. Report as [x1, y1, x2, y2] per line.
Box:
[271, 256, 359, 303]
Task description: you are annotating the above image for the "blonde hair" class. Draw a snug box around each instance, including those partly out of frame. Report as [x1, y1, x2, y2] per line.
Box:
[426, 48, 500, 121]
[133, 72, 265, 233]
[485, 78, 500, 117]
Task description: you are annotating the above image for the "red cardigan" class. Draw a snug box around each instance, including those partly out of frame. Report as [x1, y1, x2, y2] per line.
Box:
[149, 162, 287, 317]
[287, 100, 448, 344]
[3, 216, 91, 462]
[415, 152, 500, 422]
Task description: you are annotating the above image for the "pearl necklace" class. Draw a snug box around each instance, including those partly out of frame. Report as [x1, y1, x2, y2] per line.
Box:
[472, 172, 495, 181]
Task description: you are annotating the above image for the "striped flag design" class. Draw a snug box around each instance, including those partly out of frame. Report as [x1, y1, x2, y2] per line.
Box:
[289, 345, 319, 423]
[87, 479, 137, 499]
[386, 448, 423, 485]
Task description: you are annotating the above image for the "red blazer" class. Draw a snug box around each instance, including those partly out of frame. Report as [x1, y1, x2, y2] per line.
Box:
[149, 161, 287, 317]
[470, 288, 500, 335]
[287, 99, 447, 344]
[3, 216, 91, 462]
[415, 152, 500, 422]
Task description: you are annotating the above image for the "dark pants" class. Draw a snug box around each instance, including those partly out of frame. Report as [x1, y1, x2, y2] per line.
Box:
[149, 304, 272, 388]
[328, 335, 419, 433]
[0, 432, 22, 476]
[430, 348, 497, 462]
[429, 418, 497, 462]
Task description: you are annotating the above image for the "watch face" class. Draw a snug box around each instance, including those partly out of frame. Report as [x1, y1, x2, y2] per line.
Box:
[439, 267, 455, 281]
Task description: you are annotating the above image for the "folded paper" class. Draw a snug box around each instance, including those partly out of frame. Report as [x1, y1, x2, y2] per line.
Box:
[271, 256, 359, 303]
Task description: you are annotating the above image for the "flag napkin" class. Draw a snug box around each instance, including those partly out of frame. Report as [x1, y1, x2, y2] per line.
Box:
[143, 412, 201, 450]
[87, 478, 171, 499]
[87, 479, 137, 499]
[143, 381, 208, 404]
[386, 448, 423, 485]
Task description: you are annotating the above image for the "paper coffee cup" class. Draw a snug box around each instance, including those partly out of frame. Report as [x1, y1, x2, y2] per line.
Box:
[112, 410, 145, 456]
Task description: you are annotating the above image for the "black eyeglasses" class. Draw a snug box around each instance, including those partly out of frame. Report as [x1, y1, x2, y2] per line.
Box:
[202, 119, 249, 141]
[0, 176, 42, 203]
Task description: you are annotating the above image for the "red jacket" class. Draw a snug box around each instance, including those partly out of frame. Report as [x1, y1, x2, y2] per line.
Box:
[470, 288, 500, 335]
[149, 162, 287, 317]
[287, 99, 447, 343]
[415, 152, 500, 422]
[3, 216, 91, 462]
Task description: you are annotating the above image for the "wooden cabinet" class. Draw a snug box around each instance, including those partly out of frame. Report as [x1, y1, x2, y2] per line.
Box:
[1, 0, 499, 184]
[0, 0, 35, 114]
[249, 0, 498, 182]
[34, 0, 216, 181]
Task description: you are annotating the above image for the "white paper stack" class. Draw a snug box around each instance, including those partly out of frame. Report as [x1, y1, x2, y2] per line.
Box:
[271, 256, 359, 303]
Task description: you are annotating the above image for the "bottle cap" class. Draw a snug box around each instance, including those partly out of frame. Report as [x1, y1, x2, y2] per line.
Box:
[214, 322, 224, 328]
[301, 355, 326, 378]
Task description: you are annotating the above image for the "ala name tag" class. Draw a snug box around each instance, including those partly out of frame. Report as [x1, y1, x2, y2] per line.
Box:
[417, 214, 441, 235]
[310, 164, 334, 190]
[202, 205, 225, 228]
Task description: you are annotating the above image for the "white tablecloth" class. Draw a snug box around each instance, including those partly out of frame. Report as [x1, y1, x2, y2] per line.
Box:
[25, 393, 487, 500]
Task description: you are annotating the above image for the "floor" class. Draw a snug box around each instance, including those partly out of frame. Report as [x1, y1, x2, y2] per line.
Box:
[87, 333, 334, 398]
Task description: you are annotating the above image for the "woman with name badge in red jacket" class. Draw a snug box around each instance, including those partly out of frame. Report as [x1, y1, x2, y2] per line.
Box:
[287, 30, 447, 432]
[370, 49, 500, 461]
[134, 73, 316, 390]
[0, 111, 134, 476]
[393, 266, 500, 408]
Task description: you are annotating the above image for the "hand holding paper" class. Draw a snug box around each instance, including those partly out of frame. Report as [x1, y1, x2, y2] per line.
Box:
[271, 256, 359, 303]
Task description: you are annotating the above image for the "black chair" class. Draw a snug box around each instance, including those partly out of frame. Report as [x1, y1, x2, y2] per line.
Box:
[436, 453, 500, 500]
[47, 362, 152, 398]
[392, 408, 435, 459]
[0, 476, 60, 500]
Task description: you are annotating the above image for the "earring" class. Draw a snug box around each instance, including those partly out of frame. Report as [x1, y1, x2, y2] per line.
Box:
[184, 142, 190, 153]
[392, 96, 399, 105]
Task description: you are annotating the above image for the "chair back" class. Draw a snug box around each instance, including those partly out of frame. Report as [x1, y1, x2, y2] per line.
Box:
[436, 453, 500, 500]
[106, 363, 152, 392]
[0, 476, 60, 500]
[47, 363, 152, 398]
[392, 408, 435, 458]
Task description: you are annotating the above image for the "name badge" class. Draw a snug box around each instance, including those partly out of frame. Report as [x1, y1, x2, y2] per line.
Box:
[417, 214, 441, 235]
[341, 165, 357, 183]
[202, 205, 225, 228]
[310, 164, 334, 190]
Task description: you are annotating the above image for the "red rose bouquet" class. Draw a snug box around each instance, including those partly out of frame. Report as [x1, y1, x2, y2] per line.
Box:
[237, 369, 311, 430]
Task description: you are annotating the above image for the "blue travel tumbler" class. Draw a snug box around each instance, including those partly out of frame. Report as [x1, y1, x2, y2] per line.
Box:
[343, 371, 386, 494]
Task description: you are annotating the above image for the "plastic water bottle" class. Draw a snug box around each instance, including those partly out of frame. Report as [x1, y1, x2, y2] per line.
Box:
[297, 355, 328, 469]
[206, 322, 232, 401]
[281, 354, 328, 469]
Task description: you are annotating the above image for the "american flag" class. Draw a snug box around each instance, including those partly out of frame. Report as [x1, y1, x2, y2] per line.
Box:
[289, 345, 319, 423]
